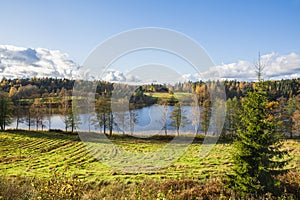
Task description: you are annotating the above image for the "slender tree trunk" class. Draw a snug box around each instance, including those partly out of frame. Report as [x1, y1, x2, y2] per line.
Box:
[103, 114, 106, 134]
[71, 118, 74, 133]
[109, 112, 113, 136]
[48, 101, 52, 130]
[36, 119, 38, 131]
[290, 118, 293, 138]
[16, 116, 19, 130]
[28, 112, 31, 131]
[16, 102, 20, 130]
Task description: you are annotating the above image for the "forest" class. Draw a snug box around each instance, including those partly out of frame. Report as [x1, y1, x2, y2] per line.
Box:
[0, 77, 299, 138]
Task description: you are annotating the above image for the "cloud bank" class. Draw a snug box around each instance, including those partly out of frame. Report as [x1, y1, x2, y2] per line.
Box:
[0, 45, 79, 79]
[96, 52, 300, 83]
[0, 45, 299, 82]
[188, 52, 300, 82]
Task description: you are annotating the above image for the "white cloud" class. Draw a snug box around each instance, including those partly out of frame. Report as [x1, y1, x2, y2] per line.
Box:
[0, 45, 79, 79]
[102, 70, 126, 82]
[99, 69, 144, 83]
[1, 45, 299, 82]
[183, 52, 300, 82]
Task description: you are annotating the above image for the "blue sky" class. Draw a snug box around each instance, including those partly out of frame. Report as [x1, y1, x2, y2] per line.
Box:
[1, 0, 300, 65]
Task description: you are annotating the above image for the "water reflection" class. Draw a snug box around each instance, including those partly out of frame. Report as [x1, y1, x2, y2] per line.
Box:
[8, 105, 201, 135]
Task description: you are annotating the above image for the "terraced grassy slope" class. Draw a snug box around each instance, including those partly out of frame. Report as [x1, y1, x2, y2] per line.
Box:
[0, 130, 299, 183]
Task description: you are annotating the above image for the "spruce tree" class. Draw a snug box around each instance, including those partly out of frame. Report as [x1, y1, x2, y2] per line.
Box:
[228, 84, 290, 196]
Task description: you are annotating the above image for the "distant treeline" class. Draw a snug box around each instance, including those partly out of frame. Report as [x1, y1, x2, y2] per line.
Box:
[0, 77, 299, 100]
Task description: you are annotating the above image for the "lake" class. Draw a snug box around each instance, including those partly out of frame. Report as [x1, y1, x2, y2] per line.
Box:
[8, 105, 220, 135]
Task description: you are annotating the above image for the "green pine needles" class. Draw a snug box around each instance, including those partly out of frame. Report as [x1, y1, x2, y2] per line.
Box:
[228, 84, 290, 196]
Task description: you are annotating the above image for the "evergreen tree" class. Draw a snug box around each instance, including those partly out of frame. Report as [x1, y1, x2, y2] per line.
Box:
[228, 85, 290, 196]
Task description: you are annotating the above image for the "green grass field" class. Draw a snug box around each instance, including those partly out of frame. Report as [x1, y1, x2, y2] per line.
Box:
[0, 130, 300, 199]
[0, 131, 231, 181]
[1, 130, 299, 181]
[145, 92, 195, 103]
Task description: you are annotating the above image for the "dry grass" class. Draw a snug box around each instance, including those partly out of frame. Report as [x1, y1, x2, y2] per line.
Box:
[0, 173, 299, 200]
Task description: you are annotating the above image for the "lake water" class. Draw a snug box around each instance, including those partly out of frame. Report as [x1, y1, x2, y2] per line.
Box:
[8, 105, 218, 135]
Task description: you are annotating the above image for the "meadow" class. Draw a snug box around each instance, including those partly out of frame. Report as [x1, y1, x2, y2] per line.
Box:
[0, 130, 299, 199]
[145, 92, 194, 104]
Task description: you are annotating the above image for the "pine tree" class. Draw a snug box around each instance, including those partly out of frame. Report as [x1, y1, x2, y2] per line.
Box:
[228, 84, 290, 196]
